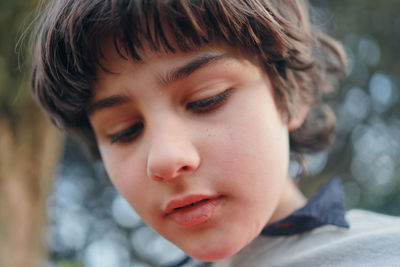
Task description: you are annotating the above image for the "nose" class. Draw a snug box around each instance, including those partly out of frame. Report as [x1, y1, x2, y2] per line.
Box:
[146, 121, 200, 181]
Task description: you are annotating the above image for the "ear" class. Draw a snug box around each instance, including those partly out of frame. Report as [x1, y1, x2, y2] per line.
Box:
[287, 104, 309, 131]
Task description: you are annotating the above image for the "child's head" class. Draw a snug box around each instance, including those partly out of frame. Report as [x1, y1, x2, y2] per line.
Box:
[30, 0, 346, 261]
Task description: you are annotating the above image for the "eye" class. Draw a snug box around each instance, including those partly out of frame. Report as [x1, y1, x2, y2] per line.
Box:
[186, 89, 233, 113]
[110, 122, 144, 144]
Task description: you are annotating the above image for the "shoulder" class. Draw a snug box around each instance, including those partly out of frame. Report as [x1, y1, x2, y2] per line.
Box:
[346, 209, 400, 227]
[225, 210, 400, 267]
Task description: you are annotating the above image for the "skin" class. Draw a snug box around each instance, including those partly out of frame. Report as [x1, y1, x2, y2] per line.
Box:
[89, 42, 307, 262]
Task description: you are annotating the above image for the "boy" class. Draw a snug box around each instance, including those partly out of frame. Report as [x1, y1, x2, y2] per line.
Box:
[30, 0, 400, 265]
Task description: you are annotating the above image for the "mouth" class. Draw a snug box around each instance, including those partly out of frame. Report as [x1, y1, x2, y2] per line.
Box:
[164, 194, 223, 227]
[173, 198, 211, 210]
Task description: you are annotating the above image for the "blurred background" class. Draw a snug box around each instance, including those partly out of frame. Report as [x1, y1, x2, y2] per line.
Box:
[0, 0, 399, 266]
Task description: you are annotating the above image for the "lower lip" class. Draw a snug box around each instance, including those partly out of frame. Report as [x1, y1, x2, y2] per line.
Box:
[167, 197, 222, 227]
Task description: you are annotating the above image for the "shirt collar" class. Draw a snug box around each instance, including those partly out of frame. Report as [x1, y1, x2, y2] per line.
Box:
[261, 177, 349, 236]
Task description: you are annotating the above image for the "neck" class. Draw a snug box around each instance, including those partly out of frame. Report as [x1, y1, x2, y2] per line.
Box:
[268, 177, 307, 224]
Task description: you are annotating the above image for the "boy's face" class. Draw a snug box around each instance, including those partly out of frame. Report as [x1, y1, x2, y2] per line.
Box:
[89, 43, 301, 261]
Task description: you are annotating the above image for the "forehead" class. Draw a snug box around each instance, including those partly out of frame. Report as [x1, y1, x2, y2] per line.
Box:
[94, 39, 260, 92]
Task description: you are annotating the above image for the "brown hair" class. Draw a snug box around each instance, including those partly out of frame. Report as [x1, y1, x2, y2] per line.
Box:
[30, 0, 346, 158]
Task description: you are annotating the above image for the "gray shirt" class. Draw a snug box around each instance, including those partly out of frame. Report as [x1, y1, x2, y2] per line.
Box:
[213, 210, 400, 267]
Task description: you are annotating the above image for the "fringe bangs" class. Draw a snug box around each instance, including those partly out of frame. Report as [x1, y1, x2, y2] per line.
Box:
[31, 0, 346, 157]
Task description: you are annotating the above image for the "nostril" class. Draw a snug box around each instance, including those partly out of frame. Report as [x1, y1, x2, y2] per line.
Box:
[153, 175, 163, 181]
[181, 166, 189, 171]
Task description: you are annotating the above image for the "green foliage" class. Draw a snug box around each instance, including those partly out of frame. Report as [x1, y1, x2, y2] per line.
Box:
[0, 0, 39, 117]
[57, 260, 84, 267]
[319, 0, 400, 80]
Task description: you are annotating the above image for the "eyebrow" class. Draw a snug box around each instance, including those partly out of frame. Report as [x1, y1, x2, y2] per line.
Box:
[87, 53, 232, 116]
[87, 95, 131, 116]
[160, 53, 232, 86]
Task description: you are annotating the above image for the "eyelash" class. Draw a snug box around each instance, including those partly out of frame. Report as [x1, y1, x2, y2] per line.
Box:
[110, 89, 233, 144]
[186, 89, 233, 113]
[111, 122, 144, 144]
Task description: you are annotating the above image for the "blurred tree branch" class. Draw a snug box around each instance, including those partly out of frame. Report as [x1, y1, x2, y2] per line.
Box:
[0, 1, 63, 266]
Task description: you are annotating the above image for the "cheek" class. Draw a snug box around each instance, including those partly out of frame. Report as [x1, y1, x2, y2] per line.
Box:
[217, 120, 289, 196]
[202, 98, 290, 215]
[207, 102, 289, 178]
[99, 145, 151, 211]
[102, 152, 159, 228]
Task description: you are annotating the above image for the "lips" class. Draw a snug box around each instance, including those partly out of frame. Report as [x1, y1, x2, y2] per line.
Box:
[164, 194, 223, 227]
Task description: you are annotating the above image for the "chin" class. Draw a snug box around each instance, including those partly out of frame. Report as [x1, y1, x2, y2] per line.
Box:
[179, 224, 260, 262]
[185, 242, 242, 262]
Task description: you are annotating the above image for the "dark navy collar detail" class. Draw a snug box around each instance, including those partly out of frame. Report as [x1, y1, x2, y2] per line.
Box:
[261, 178, 349, 236]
